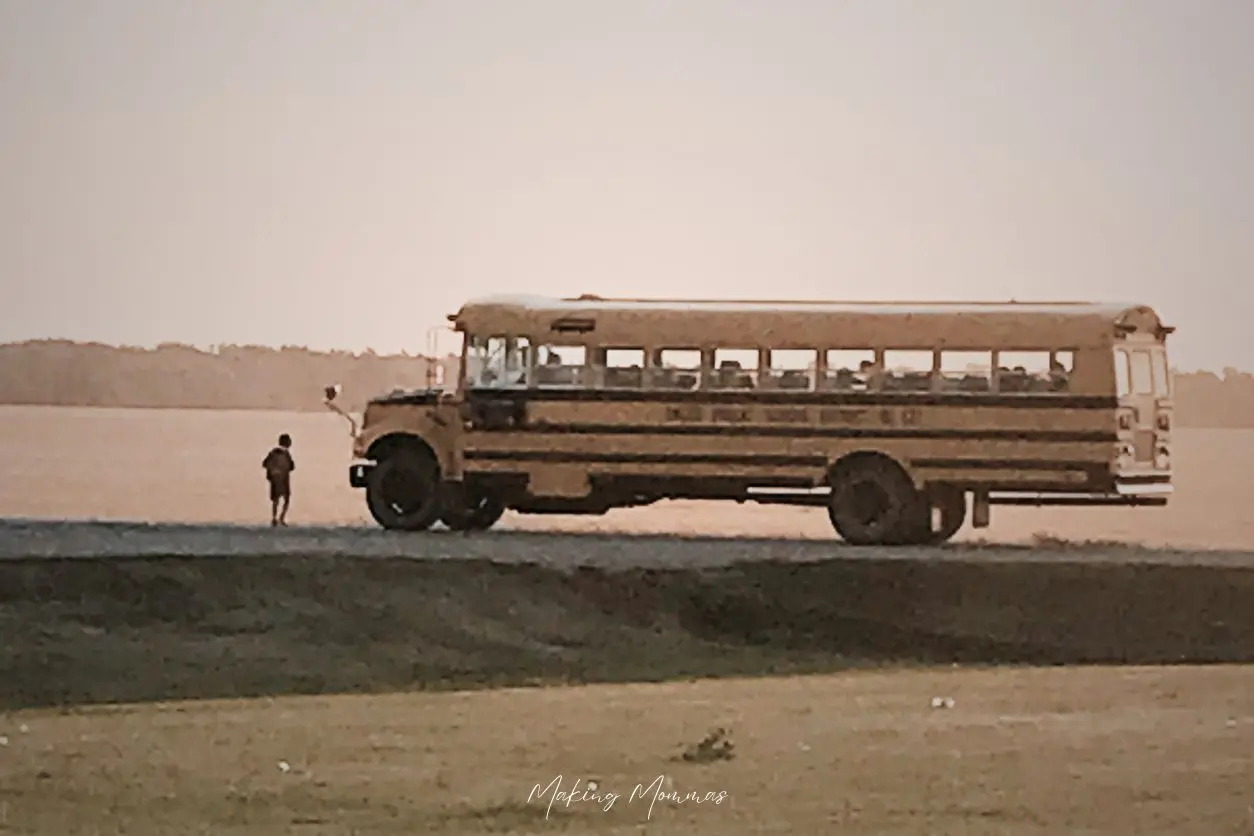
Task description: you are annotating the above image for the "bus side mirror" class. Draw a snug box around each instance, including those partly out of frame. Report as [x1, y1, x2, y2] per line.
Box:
[322, 383, 358, 438]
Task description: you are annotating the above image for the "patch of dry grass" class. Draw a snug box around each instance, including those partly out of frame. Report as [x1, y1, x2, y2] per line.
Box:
[951, 532, 1145, 552]
[1028, 531, 1139, 550]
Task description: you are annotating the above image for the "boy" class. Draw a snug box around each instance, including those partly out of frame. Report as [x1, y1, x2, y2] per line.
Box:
[262, 433, 295, 526]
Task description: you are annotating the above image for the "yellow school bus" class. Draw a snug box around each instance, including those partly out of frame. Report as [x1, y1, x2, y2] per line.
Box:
[327, 294, 1175, 545]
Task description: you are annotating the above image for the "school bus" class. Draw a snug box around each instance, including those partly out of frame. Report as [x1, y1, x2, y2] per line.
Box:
[326, 294, 1175, 545]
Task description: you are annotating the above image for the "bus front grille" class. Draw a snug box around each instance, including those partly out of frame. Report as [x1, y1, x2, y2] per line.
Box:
[1134, 429, 1155, 462]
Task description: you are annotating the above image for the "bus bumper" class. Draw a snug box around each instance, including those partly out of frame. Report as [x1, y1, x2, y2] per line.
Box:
[349, 462, 374, 489]
[1113, 475, 1173, 498]
[989, 474, 1172, 507]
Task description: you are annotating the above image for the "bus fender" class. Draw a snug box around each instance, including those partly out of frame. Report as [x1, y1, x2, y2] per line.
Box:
[365, 432, 455, 476]
[826, 450, 919, 488]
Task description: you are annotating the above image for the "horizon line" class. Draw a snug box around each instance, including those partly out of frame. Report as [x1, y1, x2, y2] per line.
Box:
[0, 338, 1248, 378]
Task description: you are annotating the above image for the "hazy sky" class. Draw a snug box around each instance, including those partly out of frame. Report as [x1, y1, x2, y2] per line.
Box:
[1, 0, 1251, 372]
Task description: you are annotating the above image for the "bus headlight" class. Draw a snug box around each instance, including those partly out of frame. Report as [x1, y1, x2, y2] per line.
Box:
[1156, 413, 1170, 431]
[1155, 446, 1170, 470]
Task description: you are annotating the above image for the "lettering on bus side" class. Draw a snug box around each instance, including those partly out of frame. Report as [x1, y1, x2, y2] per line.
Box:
[876, 407, 922, 427]
[711, 407, 751, 423]
[664, 405, 704, 422]
[820, 407, 870, 425]
[764, 407, 808, 424]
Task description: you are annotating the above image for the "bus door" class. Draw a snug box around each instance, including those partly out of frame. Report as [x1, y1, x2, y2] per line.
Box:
[1114, 343, 1170, 470]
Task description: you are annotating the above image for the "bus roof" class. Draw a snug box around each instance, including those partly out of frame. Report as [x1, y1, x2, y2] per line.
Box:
[450, 295, 1170, 349]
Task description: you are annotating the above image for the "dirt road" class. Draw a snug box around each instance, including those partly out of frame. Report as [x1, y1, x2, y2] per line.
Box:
[3, 518, 1254, 566]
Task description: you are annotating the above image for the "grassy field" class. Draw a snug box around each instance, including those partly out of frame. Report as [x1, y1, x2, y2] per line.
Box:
[4, 552, 1254, 833]
[5, 667, 1254, 834]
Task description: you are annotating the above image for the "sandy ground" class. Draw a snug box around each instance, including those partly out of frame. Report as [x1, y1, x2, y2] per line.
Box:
[0, 406, 1250, 549]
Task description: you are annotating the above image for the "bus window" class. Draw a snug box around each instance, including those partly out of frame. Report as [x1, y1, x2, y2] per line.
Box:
[824, 349, 876, 391]
[712, 348, 759, 390]
[1049, 350, 1074, 392]
[1113, 349, 1131, 397]
[1129, 350, 1154, 396]
[939, 351, 993, 393]
[600, 348, 645, 389]
[766, 349, 816, 390]
[651, 349, 702, 390]
[505, 337, 531, 387]
[882, 350, 935, 392]
[996, 351, 1052, 393]
[534, 345, 587, 387]
[1151, 350, 1171, 397]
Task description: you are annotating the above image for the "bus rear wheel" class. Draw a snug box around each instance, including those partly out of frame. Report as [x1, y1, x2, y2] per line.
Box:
[440, 493, 507, 532]
[827, 456, 919, 546]
[898, 485, 968, 545]
[366, 450, 442, 531]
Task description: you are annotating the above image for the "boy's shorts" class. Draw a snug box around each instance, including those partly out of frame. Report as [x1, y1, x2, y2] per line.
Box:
[269, 477, 291, 501]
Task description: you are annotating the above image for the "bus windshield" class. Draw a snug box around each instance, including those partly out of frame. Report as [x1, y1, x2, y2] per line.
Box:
[467, 336, 529, 388]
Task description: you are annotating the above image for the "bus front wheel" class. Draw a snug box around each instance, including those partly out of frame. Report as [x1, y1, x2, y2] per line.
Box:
[366, 450, 442, 531]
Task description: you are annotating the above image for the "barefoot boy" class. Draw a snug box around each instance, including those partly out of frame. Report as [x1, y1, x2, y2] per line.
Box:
[262, 433, 295, 526]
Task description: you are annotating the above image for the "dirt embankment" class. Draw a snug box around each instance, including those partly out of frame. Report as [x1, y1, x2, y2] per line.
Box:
[1, 340, 1253, 426]
[3, 552, 1254, 709]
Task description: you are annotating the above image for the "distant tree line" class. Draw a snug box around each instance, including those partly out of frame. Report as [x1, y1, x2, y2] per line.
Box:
[1171, 367, 1254, 428]
[0, 340, 455, 413]
[0, 340, 1250, 428]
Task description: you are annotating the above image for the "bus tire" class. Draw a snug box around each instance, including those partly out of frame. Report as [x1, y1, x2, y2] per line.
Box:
[925, 485, 967, 544]
[898, 485, 967, 545]
[441, 494, 507, 531]
[366, 449, 442, 531]
[827, 455, 919, 546]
